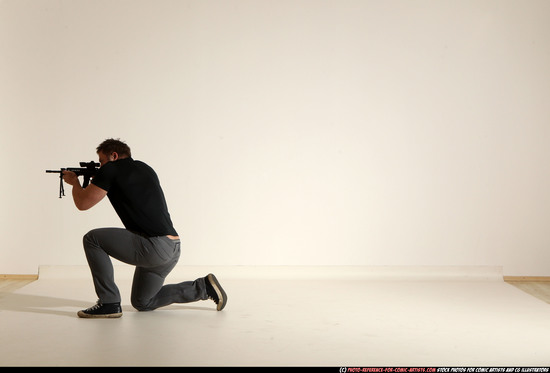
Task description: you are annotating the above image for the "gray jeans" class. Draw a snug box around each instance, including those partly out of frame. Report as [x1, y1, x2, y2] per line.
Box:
[83, 228, 208, 311]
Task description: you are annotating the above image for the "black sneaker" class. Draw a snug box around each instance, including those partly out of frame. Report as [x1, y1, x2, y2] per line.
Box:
[77, 301, 122, 318]
[205, 273, 227, 311]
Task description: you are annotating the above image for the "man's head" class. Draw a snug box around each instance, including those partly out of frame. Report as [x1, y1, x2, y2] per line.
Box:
[96, 138, 131, 166]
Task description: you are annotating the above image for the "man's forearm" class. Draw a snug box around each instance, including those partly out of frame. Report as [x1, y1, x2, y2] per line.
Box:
[63, 170, 105, 210]
[71, 181, 87, 211]
[69, 182, 108, 211]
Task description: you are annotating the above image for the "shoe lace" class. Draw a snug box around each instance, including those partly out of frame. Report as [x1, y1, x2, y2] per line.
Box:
[86, 301, 103, 312]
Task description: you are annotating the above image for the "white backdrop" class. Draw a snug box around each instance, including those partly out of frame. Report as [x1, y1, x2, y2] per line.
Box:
[1, 0, 550, 275]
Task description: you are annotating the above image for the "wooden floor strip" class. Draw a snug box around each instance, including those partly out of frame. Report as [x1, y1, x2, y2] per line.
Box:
[503, 276, 550, 282]
[0, 274, 38, 280]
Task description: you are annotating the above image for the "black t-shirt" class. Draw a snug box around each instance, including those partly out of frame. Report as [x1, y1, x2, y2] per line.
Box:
[91, 158, 178, 237]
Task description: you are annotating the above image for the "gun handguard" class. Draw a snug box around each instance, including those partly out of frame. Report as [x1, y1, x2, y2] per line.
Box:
[46, 161, 100, 198]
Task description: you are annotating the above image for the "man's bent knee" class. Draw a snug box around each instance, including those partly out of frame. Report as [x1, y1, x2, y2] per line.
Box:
[131, 297, 154, 312]
[83, 229, 101, 249]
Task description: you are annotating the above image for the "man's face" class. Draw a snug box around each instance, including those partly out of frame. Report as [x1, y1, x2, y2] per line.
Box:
[98, 151, 114, 167]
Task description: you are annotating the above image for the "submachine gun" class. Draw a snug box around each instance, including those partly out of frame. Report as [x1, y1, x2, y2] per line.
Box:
[46, 161, 100, 198]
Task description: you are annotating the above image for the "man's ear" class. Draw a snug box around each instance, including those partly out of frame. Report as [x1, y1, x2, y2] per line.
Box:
[110, 152, 119, 161]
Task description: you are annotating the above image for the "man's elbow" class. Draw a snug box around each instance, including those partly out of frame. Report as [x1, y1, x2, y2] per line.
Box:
[72, 185, 106, 211]
[76, 203, 91, 211]
[74, 197, 96, 211]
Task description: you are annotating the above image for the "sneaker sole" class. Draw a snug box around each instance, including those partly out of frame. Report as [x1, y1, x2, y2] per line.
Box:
[77, 311, 123, 319]
[207, 273, 227, 311]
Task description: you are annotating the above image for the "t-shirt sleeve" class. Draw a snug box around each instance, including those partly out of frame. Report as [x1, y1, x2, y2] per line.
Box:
[91, 162, 117, 192]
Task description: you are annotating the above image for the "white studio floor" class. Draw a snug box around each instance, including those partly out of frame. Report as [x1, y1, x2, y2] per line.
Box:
[1, 265, 549, 367]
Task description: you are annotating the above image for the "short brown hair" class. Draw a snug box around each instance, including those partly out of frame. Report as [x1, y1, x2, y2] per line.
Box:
[96, 138, 132, 158]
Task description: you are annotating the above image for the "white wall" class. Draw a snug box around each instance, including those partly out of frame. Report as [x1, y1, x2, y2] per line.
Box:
[2, 0, 550, 276]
